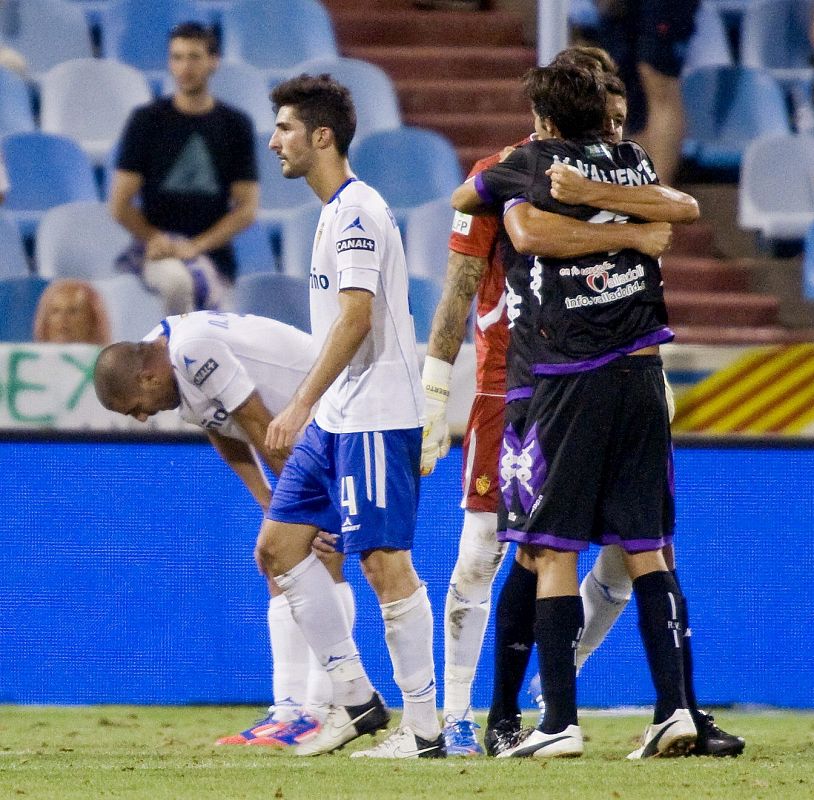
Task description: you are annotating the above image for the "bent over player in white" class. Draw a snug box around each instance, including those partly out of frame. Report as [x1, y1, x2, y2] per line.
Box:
[93, 310, 356, 747]
[255, 74, 444, 758]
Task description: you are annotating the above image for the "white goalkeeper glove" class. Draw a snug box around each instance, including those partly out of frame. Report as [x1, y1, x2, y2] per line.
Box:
[420, 355, 452, 476]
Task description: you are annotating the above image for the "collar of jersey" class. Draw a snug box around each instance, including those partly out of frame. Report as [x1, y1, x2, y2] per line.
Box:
[327, 176, 357, 205]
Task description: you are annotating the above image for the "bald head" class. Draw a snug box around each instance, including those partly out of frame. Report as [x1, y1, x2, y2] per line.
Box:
[94, 340, 179, 421]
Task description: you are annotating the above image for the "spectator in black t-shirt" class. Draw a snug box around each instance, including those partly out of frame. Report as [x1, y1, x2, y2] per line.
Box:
[110, 22, 259, 314]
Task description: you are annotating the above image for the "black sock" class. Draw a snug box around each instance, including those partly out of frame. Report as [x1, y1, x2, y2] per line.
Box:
[633, 570, 687, 723]
[534, 595, 583, 734]
[487, 560, 537, 727]
[671, 570, 699, 716]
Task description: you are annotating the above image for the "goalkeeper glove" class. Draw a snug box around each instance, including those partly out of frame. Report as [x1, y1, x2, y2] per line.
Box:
[420, 356, 452, 476]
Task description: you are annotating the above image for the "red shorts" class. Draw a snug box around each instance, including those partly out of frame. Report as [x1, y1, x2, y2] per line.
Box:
[461, 392, 505, 513]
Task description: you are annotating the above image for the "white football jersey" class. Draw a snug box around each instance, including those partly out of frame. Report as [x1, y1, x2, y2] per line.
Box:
[309, 178, 424, 433]
[144, 311, 313, 442]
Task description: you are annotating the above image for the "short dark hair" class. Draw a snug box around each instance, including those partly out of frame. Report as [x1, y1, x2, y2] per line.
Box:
[604, 73, 627, 99]
[270, 74, 356, 156]
[551, 45, 619, 76]
[168, 21, 219, 56]
[522, 63, 606, 141]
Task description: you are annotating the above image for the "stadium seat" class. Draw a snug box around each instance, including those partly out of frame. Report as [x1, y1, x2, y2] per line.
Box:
[683, 2, 734, 75]
[0, 66, 35, 137]
[403, 197, 454, 280]
[1, 131, 99, 239]
[91, 273, 165, 341]
[741, 0, 814, 83]
[276, 201, 322, 277]
[408, 275, 442, 343]
[220, 0, 339, 75]
[100, 0, 210, 76]
[0, 275, 49, 342]
[682, 66, 792, 171]
[738, 133, 814, 243]
[162, 61, 277, 134]
[36, 201, 130, 281]
[0, 0, 92, 77]
[233, 272, 310, 332]
[232, 221, 276, 276]
[0, 210, 29, 279]
[293, 57, 402, 141]
[39, 59, 152, 166]
[350, 126, 463, 215]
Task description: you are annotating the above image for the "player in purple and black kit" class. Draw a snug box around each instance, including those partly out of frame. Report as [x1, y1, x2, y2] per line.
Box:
[453, 62, 695, 759]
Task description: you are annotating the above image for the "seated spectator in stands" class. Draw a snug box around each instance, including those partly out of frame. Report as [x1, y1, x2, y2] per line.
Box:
[33, 279, 111, 346]
[109, 22, 259, 315]
[597, 0, 699, 183]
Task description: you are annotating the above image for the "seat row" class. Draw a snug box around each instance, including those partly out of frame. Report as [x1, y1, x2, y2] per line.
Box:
[0, 270, 444, 344]
[0, 189, 456, 284]
[1, 0, 338, 78]
[0, 53, 403, 161]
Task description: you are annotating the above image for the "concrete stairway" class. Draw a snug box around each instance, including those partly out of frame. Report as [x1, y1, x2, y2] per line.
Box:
[323, 0, 534, 171]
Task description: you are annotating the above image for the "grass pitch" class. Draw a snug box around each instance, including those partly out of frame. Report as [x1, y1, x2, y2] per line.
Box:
[0, 706, 811, 800]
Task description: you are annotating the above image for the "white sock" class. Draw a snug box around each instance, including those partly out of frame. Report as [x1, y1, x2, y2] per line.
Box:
[275, 553, 373, 707]
[443, 511, 505, 720]
[577, 545, 632, 671]
[267, 594, 309, 717]
[382, 584, 440, 740]
[304, 581, 357, 720]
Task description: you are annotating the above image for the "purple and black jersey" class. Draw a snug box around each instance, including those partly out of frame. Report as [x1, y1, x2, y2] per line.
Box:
[475, 136, 673, 395]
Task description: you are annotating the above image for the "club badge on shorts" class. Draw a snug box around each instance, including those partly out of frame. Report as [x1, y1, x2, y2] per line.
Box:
[475, 474, 491, 496]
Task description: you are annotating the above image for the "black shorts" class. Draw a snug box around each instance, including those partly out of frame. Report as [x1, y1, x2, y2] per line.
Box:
[496, 355, 675, 553]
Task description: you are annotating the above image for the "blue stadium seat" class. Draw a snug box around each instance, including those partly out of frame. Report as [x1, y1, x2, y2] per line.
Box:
[408, 275, 442, 343]
[91, 273, 165, 341]
[254, 130, 317, 215]
[683, 2, 733, 75]
[0, 0, 92, 77]
[403, 197, 455, 280]
[40, 59, 152, 166]
[351, 126, 463, 215]
[277, 201, 322, 277]
[738, 133, 814, 244]
[682, 66, 792, 171]
[220, 0, 338, 75]
[294, 57, 402, 141]
[0, 210, 29, 279]
[2, 131, 99, 238]
[0, 66, 35, 137]
[741, 0, 814, 83]
[233, 272, 310, 332]
[164, 61, 277, 133]
[232, 221, 276, 276]
[0, 275, 49, 342]
[36, 201, 130, 281]
[100, 0, 209, 75]
[803, 221, 814, 299]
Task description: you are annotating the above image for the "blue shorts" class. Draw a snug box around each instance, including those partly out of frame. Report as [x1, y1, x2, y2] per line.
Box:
[267, 422, 422, 555]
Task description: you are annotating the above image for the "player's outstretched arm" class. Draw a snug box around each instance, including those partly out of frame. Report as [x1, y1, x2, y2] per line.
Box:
[546, 162, 699, 223]
[207, 428, 272, 511]
[504, 203, 672, 260]
[265, 288, 373, 452]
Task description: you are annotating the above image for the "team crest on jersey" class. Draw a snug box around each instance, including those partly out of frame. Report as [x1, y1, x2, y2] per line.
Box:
[315, 221, 325, 247]
[336, 237, 375, 253]
[475, 474, 491, 496]
[192, 358, 219, 387]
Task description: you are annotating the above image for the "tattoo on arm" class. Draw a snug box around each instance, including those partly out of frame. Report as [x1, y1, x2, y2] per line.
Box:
[427, 250, 488, 364]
